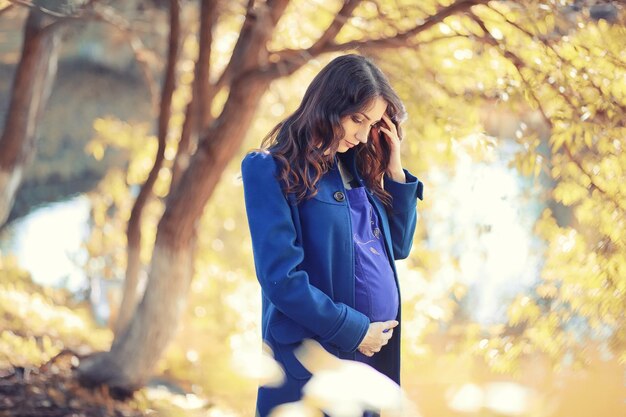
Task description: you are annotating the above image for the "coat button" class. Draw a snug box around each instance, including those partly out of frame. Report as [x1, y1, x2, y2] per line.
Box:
[333, 191, 345, 202]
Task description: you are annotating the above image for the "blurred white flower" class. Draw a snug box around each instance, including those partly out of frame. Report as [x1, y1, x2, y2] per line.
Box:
[446, 381, 535, 415]
[269, 400, 323, 417]
[231, 341, 285, 388]
[294, 339, 420, 417]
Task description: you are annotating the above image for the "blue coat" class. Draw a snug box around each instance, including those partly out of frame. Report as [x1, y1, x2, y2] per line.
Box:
[241, 148, 424, 416]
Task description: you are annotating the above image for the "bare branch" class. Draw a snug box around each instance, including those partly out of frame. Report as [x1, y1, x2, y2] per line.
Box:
[367, 0, 404, 33]
[171, 0, 220, 191]
[87, 8, 161, 114]
[10, 0, 160, 113]
[197, 0, 220, 130]
[334, 0, 488, 46]
[270, 0, 490, 73]
[310, 0, 362, 52]
[8, 0, 85, 19]
[206, 0, 291, 108]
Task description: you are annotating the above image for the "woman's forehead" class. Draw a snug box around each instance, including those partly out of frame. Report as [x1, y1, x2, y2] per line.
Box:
[359, 97, 388, 117]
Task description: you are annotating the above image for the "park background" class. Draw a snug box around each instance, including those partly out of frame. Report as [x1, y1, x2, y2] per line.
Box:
[0, 0, 624, 416]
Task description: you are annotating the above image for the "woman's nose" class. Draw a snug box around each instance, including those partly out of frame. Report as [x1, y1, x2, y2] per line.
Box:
[356, 128, 369, 143]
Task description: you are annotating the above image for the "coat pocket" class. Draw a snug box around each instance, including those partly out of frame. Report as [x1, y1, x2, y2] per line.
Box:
[268, 317, 315, 380]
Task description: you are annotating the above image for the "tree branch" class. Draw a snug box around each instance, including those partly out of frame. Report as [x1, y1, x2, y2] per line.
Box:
[485, 3, 626, 119]
[469, 9, 582, 113]
[8, 0, 86, 19]
[563, 143, 626, 214]
[467, 9, 626, 216]
[171, 0, 219, 192]
[310, 0, 362, 52]
[116, 0, 181, 335]
[270, 0, 490, 74]
[10, 0, 161, 114]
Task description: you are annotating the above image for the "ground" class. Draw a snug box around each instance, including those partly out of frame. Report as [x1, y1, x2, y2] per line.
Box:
[0, 349, 145, 417]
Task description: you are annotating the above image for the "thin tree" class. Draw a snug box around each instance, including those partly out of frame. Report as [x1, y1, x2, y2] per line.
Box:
[115, 0, 181, 336]
[0, 0, 159, 226]
[0, 1, 68, 226]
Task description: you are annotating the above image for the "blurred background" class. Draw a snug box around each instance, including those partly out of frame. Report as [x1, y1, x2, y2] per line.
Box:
[0, 0, 624, 416]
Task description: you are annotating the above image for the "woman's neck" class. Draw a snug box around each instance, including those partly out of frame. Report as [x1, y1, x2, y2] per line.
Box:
[335, 158, 349, 189]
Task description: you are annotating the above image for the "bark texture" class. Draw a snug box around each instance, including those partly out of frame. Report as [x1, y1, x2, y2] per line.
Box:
[78, 243, 195, 394]
[77, 0, 287, 391]
[0, 10, 62, 226]
[115, 0, 181, 336]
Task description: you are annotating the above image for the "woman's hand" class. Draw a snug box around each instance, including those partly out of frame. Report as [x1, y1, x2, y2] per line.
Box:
[357, 320, 399, 357]
[377, 113, 405, 183]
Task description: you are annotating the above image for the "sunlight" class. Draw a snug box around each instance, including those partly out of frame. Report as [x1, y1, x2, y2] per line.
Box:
[422, 137, 544, 325]
[483, 382, 533, 416]
[446, 383, 483, 413]
[0, 196, 90, 292]
[144, 386, 209, 410]
[1, 288, 86, 330]
[453, 49, 473, 60]
[446, 382, 534, 416]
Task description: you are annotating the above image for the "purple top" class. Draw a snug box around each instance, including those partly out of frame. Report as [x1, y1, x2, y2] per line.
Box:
[346, 186, 399, 370]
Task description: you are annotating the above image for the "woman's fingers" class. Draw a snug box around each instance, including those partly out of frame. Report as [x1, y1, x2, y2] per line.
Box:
[385, 320, 399, 329]
[358, 321, 399, 356]
[382, 113, 398, 133]
[359, 347, 374, 357]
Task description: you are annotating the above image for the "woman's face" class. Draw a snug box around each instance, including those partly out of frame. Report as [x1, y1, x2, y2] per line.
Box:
[336, 97, 388, 153]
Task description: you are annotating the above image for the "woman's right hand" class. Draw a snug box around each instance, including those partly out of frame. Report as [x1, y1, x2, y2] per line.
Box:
[357, 320, 399, 357]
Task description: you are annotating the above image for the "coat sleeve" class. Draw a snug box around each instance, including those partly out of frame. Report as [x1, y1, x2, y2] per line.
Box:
[241, 151, 370, 353]
[383, 169, 424, 260]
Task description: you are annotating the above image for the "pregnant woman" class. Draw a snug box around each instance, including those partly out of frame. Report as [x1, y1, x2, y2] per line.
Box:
[241, 54, 424, 417]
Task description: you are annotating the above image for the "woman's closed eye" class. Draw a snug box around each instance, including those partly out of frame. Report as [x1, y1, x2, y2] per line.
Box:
[351, 115, 379, 129]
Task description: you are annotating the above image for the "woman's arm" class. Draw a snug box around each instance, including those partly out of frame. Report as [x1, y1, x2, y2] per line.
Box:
[241, 151, 370, 352]
[377, 113, 425, 259]
[383, 170, 424, 260]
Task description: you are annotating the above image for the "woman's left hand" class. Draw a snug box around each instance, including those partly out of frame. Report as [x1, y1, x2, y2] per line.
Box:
[377, 113, 405, 182]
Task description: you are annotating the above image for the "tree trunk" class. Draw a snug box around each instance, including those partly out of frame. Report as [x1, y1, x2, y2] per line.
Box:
[77, 71, 273, 393]
[77, 242, 195, 396]
[0, 10, 62, 226]
[115, 0, 180, 336]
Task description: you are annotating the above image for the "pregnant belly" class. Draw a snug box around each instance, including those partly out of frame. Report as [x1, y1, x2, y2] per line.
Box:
[353, 244, 399, 322]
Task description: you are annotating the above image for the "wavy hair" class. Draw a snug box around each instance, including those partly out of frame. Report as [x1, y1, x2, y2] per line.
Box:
[261, 54, 407, 207]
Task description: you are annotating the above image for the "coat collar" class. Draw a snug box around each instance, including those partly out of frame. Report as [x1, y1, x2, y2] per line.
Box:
[335, 148, 367, 191]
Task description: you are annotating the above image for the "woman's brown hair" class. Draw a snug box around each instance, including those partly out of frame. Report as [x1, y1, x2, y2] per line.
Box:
[261, 54, 407, 207]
